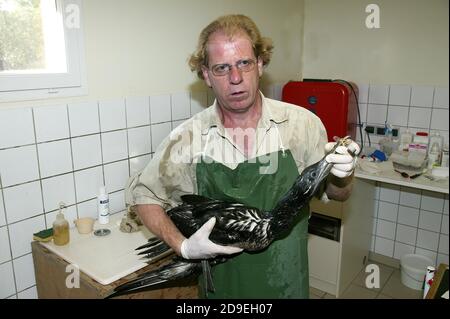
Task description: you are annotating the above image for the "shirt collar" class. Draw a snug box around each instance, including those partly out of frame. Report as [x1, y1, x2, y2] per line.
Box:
[201, 91, 288, 135]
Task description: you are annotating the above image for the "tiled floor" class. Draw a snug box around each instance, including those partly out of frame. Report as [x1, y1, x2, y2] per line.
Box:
[310, 261, 424, 299]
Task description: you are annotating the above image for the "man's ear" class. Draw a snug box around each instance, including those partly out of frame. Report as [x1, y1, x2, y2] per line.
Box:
[201, 66, 212, 87]
[257, 57, 263, 77]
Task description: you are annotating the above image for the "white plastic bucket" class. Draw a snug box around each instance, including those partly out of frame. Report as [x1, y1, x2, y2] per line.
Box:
[400, 254, 434, 290]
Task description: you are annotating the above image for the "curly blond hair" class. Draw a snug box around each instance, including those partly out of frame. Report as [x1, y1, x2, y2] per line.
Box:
[188, 14, 274, 79]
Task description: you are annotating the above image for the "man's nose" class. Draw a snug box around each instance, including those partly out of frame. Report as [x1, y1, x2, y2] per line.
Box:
[228, 66, 243, 84]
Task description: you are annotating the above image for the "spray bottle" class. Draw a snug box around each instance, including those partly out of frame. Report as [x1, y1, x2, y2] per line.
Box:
[98, 186, 110, 224]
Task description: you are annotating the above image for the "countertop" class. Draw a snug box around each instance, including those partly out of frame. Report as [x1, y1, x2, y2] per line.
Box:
[39, 212, 170, 285]
[355, 159, 449, 194]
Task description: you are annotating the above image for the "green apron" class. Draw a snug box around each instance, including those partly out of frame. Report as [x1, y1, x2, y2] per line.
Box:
[196, 149, 310, 299]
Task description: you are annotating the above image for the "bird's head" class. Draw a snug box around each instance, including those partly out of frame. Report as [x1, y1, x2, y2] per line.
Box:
[296, 136, 353, 198]
[296, 157, 333, 199]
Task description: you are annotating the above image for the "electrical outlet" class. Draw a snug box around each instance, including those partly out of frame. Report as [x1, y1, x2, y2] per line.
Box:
[376, 127, 386, 135]
[392, 128, 399, 137]
[365, 125, 375, 134]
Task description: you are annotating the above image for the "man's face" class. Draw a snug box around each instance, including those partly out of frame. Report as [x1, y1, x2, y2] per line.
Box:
[201, 31, 263, 114]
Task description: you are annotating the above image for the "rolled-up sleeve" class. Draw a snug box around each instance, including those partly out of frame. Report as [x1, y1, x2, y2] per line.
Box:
[125, 127, 196, 210]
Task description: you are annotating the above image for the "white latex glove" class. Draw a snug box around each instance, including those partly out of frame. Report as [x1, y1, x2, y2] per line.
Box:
[180, 217, 243, 260]
[324, 139, 360, 178]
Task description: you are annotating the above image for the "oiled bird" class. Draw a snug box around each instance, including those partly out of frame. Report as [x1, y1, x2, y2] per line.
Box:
[107, 137, 355, 298]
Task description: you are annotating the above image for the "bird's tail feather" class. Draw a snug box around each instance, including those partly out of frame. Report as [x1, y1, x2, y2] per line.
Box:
[105, 259, 201, 299]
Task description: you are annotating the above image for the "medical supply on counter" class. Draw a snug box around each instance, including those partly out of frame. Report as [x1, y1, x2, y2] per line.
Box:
[53, 202, 70, 246]
[409, 132, 429, 154]
[399, 130, 413, 152]
[429, 132, 444, 157]
[370, 149, 387, 162]
[428, 142, 441, 169]
[98, 186, 110, 224]
[423, 266, 436, 299]
[33, 228, 53, 242]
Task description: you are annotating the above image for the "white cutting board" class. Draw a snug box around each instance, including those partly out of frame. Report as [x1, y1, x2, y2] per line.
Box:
[40, 212, 156, 285]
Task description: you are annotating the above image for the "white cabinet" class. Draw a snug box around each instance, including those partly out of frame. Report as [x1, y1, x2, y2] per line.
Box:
[308, 178, 376, 297]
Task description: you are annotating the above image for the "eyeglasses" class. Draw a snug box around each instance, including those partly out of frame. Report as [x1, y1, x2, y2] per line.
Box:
[394, 169, 422, 179]
[209, 59, 257, 76]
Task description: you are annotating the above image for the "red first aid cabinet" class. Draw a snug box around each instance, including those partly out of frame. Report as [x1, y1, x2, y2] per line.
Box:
[281, 81, 358, 142]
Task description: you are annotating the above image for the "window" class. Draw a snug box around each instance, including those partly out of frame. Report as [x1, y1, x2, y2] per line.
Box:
[0, 0, 86, 101]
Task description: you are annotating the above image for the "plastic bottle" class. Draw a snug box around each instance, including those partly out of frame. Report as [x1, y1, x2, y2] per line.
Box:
[98, 186, 110, 224]
[428, 132, 444, 157]
[428, 142, 441, 169]
[399, 129, 412, 151]
[53, 202, 70, 246]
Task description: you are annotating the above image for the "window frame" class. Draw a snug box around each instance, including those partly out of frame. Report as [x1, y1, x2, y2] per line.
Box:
[0, 0, 87, 102]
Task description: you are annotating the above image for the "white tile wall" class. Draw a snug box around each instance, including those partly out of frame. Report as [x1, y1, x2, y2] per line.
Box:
[0, 262, 16, 299]
[171, 92, 191, 121]
[0, 226, 11, 263]
[13, 254, 36, 292]
[101, 130, 128, 163]
[37, 140, 73, 178]
[0, 108, 35, 149]
[408, 107, 432, 129]
[33, 105, 70, 143]
[150, 94, 171, 123]
[433, 87, 449, 108]
[68, 102, 100, 137]
[410, 86, 434, 108]
[71, 135, 102, 170]
[0, 192, 5, 226]
[104, 160, 129, 193]
[362, 83, 448, 266]
[368, 84, 389, 105]
[367, 104, 387, 125]
[397, 206, 419, 227]
[431, 109, 449, 131]
[41, 174, 76, 212]
[17, 286, 38, 299]
[151, 122, 172, 152]
[125, 96, 151, 127]
[9, 215, 45, 258]
[387, 105, 409, 127]
[3, 182, 43, 224]
[128, 126, 151, 157]
[0, 146, 39, 187]
[98, 99, 126, 132]
[388, 85, 411, 106]
[74, 166, 104, 202]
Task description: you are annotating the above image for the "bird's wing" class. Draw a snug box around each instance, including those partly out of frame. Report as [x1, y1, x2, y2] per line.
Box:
[105, 258, 201, 298]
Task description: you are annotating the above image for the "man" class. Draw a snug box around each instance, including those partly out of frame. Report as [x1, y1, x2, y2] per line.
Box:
[126, 14, 359, 298]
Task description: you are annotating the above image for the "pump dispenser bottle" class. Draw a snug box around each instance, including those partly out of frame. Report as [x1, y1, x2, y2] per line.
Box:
[53, 202, 70, 246]
[98, 186, 110, 224]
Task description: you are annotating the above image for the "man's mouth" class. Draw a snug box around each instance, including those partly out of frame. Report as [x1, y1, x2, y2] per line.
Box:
[230, 91, 247, 99]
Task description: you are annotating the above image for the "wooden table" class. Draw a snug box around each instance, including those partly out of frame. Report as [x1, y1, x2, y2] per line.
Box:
[32, 241, 199, 299]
